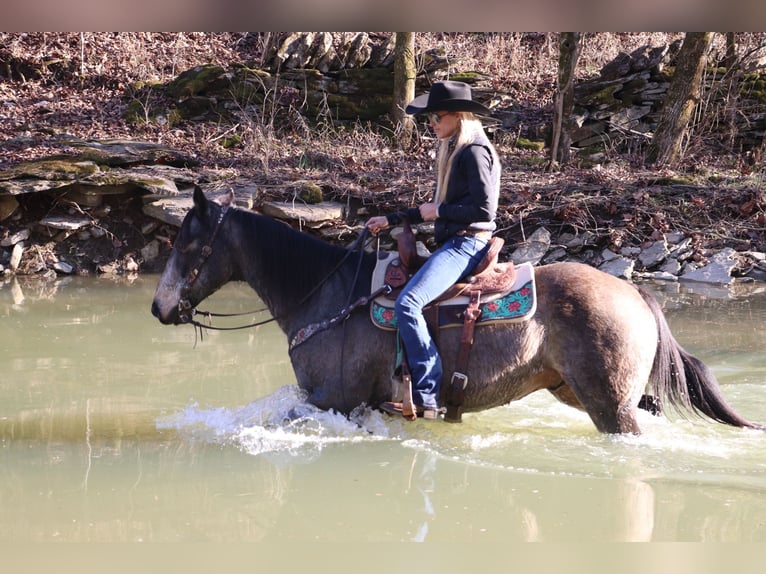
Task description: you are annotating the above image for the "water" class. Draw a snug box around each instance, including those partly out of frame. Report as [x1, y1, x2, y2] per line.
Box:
[2, 275, 766, 544]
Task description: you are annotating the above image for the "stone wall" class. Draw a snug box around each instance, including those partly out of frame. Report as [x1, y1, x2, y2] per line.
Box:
[571, 41, 766, 153]
[136, 32, 455, 125]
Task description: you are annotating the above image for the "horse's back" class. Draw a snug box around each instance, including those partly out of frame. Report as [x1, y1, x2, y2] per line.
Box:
[535, 262, 653, 328]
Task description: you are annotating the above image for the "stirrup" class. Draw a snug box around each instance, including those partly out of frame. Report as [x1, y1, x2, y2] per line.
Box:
[379, 402, 441, 421]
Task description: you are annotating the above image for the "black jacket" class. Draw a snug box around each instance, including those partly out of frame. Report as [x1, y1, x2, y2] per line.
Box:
[387, 132, 499, 244]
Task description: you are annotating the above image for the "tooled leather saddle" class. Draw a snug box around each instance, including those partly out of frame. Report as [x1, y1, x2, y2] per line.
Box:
[383, 222, 515, 302]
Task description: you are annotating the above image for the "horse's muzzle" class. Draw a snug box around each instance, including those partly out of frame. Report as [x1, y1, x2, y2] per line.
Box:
[151, 300, 181, 325]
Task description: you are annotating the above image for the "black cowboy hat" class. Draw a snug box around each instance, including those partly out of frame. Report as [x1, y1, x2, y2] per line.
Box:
[405, 80, 491, 116]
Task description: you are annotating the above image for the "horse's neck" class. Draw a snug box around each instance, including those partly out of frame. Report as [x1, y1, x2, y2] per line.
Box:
[231, 211, 369, 328]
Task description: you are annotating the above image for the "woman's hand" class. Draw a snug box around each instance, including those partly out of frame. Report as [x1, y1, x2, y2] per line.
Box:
[419, 202, 439, 222]
[366, 215, 390, 236]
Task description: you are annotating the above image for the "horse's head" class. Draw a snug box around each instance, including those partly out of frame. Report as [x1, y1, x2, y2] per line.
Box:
[151, 186, 236, 325]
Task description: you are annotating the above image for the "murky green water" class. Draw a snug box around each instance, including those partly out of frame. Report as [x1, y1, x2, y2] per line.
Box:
[2, 275, 766, 544]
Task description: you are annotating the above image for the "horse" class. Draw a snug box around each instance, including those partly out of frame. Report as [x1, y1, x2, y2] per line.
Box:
[151, 187, 762, 434]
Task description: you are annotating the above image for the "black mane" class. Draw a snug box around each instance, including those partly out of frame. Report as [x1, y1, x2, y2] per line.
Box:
[229, 209, 369, 305]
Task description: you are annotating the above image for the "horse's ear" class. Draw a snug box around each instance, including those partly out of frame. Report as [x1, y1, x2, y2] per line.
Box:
[193, 185, 209, 221]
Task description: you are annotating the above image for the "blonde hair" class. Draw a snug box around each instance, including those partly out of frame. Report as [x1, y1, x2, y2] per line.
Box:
[434, 112, 498, 205]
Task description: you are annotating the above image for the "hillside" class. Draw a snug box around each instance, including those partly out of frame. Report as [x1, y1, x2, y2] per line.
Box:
[1, 32, 765, 281]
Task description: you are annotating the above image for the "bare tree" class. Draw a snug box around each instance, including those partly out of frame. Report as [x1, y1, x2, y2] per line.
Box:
[549, 32, 582, 170]
[392, 32, 416, 148]
[646, 32, 713, 167]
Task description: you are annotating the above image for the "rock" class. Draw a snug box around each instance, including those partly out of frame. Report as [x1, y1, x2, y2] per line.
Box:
[511, 227, 551, 265]
[0, 142, 198, 204]
[638, 270, 678, 282]
[53, 261, 74, 274]
[601, 248, 620, 261]
[681, 247, 739, 285]
[660, 258, 682, 275]
[0, 159, 99, 186]
[142, 187, 255, 227]
[261, 201, 346, 226]
[599, 256, 635, 279]
[638, 239, 668, 268]
[542, 247, 567, 263]
[667, 237, 693, 260]
[745, 267, 766, 282]
[297, 181, 323, 204]
[1, 228, 29, 247]
[141, 221, 160, 235]
[563, 231, 598, 250]
[66, 138, 198, 168]
[10, 242, 23, 271]
[39, 215, 91, 231]
[571, 39, 762, 154]
[0, 195, 19, 220]
[665, 231, 685, 244]
[141, 239, 160, 262]
[142, 196, 195, 227]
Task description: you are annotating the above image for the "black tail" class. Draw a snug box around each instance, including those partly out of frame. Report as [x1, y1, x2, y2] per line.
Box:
[638, 286, 762, 430]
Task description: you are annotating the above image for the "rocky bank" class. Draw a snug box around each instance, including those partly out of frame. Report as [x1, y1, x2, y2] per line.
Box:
[1, 138, 765, 288]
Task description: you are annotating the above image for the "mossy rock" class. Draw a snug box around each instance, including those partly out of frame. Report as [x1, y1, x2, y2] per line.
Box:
[123, 99, 147, 125]
[219, 135, 242, 149]
[298, 181, 323, 204]
[589, 84, 622, 105]
[740, 72, 766, 104]
[448, 71, 490, 85]
[166, 64, 228, 100]
[0, 159, 99, 181]
[515, 137, 545, 151]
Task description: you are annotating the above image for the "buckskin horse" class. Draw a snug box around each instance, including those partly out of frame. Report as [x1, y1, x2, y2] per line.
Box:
[151, 187, 762, 434]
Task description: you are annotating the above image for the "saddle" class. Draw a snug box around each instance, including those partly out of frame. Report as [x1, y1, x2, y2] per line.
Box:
[372, 221, 535, 423]
[383, 221, 516, 303]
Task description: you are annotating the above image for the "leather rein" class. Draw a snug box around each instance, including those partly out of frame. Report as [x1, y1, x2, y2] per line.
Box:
[176, 206, 382, 347]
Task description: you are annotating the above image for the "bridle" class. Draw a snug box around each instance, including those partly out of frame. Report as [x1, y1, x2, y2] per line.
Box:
[177, 204, 230, 324]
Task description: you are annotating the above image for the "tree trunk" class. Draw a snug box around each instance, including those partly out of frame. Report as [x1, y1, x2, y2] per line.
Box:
[646, 32, 713, 167]
[392, 32, 416, 148]
[720, 32, 737, 69]
[549, 32, 581, 170]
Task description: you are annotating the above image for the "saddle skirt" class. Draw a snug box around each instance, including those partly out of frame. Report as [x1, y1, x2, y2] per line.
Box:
[370, 252, 537, 331]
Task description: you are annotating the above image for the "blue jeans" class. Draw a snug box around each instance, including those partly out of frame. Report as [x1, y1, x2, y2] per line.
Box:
[395, 234, 490, 409]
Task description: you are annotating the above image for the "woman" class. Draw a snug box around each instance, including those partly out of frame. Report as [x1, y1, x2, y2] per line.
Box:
[366, 80, 501, 420]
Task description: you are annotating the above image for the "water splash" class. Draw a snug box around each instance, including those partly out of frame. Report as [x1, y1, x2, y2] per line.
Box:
[156, 385, 394, 461]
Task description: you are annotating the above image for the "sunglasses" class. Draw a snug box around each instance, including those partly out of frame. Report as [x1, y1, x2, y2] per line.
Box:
[427, 112, 450, 124]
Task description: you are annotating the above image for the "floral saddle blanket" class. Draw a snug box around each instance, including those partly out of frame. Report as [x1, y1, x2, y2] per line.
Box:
[369, 252, 537, 331]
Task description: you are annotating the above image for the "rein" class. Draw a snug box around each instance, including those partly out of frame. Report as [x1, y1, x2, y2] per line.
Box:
[179, 211, 379, 346]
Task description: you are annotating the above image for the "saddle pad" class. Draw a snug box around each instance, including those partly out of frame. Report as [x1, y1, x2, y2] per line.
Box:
[370, 260, 537, 331]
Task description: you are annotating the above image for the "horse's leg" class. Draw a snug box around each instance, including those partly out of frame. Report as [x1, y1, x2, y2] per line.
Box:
[548, 378, 642, 433]
[290, 323, 395, 414]
[551, 384, 661, 417]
